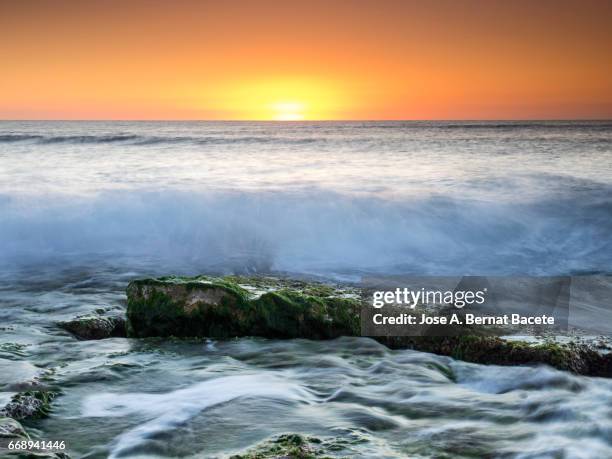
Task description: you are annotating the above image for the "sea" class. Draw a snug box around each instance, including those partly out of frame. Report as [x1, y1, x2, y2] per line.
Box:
[1, 121, 611, 458]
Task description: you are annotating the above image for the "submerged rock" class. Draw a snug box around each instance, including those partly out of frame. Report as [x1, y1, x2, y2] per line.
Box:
[230, 433, 338, 459]
[0, 407, 70, 458]
[0, 390, 57, 421]
[126, 276, 360, 339]
[0, 417, 70, 457]
[58, 315, 126, 340]
[0, 416, 29, 441]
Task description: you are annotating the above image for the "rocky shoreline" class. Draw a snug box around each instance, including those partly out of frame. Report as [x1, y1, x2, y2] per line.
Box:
[3, 274, 611, 458]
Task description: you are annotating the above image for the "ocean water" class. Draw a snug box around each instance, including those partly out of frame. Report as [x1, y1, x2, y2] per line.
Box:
[1, 121, 611, 278]
[1, 121, 611, 458]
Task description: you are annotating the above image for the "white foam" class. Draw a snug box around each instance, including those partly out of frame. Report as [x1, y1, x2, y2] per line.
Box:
[1, 188, 610, 278]
[82, 373, 312, 458]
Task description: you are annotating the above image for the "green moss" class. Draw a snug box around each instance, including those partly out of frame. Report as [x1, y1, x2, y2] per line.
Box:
[126, 278, 253, 338]
[1, 390, 58, 421]
[126, 276, 359, 340]
[230, 434, 338, 459]
[248, 290, 357, 339]
[378, 335, 603, 375]
[129, 276, 251, 299]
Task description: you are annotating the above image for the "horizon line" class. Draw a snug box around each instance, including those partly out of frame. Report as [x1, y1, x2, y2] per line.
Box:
[1, 118, 611, 122]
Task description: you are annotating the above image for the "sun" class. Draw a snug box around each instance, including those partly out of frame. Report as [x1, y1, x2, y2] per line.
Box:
[205, 77, 347, 120]
[271, 101, 306, 121]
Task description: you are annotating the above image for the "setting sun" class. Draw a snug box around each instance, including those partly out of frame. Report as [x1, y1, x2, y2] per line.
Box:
[271, 102, 305, 121]
[202, 77, 349, 120]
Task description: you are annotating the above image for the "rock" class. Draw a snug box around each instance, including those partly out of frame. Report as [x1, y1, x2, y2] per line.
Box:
[126, 276, 360, 339]
[0, 390, 57, 421]
[380, 335, 612, 377]
[58, 316, 126, 340]
[125, 275, 612, 377]
[8, 453, 71, 458]
[230, 434, 334, 459]
[0, 416, 29, 441]
[0, 411, 70, 458]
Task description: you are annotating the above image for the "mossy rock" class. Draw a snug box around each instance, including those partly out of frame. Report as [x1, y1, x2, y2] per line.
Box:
[0, 391, 58, 421]
[230, 434, 337, 459]
[378, 335, 612, 376]
[126, 276, 360, 339]
[58, 315, 126, 340]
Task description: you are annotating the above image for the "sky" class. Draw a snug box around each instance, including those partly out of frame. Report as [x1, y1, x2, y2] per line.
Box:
[1, 0, 611, 120]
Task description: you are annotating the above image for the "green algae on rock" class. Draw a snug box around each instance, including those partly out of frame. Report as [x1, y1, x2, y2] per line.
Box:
[229, 433, 342, 459]
[380, 335, 612, 377]
[0, 391, 58, 421]
[126, 276, 360, 339]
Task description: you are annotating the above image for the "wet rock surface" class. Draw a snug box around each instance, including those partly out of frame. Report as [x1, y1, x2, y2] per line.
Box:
[126, 276, 360, 340]
[58, 315, 126, 340]
[0, 390, 58, 421]
[0, 416, 29, 441]
[0, 416, 70, 458]
[380, 335, 612, 377]
[230, 433, 349, 458]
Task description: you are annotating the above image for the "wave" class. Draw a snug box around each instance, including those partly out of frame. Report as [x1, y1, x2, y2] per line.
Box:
[136, 135, 319, 146]
[40, 134, 141, 144]
[0, 133, 322, 146]
[1, 189, 610, 279]
[0, 134, 144, 144]
[439, 122, 612, 130]
[1, 120, 608, 147]
[339, 121, 612, 130]
[0, 134, 44, 142]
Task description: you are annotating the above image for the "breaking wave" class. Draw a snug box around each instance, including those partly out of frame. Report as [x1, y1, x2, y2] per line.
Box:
[1, 188, 610, 279]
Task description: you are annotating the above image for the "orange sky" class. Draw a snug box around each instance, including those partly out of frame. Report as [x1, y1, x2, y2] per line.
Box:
[1, 0, 611, 120]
